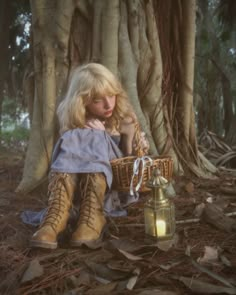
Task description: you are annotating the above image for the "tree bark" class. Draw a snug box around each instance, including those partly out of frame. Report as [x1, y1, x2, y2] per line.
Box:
[179, 0, 197, 151]
[0, 0, 13, 136]
[17, 0, 216, 194]
[16, 0, 74, 193]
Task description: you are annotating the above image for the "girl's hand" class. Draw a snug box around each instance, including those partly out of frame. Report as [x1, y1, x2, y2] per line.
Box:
[133, 131, 150, 155]
[120, 117, 150, 156]
[85, 119, 105, 130]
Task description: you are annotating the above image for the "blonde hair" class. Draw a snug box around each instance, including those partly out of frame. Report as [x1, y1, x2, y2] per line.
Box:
[57, 63, 134, 134]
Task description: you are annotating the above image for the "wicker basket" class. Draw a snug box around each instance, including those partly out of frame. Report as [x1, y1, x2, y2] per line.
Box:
[110, 123, 173, 193]
[111, 155, 173, 193]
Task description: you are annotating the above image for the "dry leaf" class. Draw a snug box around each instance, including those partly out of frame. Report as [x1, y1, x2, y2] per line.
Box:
[175, 276, 236, 294]
[194, 203, 205, 217]
[21, 259, 44, 283]
[157, 235, 177, 252]
[220, 255, 232, 267]
[202, 203, 236, 233]
[73, 270, 91, 286]
[86, 262, 130, 281]
[206, 196, 214, 203]
[86, 281, 118, 295]
[107, 260, 136, 272]
[108, 238, 148, 252]
[197, 246, 219, 265]
[118, 248, 143, 261]
[137, 290, 178, 295]
[191, 258, 234, 288]
[126, 268, 140, 290]
[158, 255, 186, 270]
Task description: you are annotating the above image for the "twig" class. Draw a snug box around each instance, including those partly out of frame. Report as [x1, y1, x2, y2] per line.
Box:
[116, 211, 236, 227]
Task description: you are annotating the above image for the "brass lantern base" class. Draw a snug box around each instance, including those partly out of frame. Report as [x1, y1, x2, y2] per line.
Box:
[145, 232, 175, 242]
[144, 234, 176, 250]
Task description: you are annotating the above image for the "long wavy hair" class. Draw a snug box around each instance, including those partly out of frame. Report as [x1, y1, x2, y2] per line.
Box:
[57, 63, 134, 134]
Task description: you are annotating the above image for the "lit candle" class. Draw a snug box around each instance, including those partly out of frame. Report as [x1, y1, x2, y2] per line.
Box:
[156, 220, 166, 237]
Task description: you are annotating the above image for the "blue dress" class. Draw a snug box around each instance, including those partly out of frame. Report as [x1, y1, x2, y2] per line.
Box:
[21, 128, 137, 225]
[51, 128, 123, 189]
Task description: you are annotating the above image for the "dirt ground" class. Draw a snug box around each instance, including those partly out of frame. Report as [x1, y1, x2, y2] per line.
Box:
[1, 147, 236, 295]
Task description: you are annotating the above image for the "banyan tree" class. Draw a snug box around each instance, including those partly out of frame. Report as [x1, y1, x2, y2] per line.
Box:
[17, 0, 216, 194]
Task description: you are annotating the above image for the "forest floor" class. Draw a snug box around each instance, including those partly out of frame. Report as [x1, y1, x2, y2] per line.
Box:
[1, 147, 236, 295]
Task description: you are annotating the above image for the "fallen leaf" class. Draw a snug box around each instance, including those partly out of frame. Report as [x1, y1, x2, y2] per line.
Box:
[185, 245, 191, 256]
[107, 260, 136, 272]
[220, 255, 232, 267]
[197, 246, 219, 265]
[86, 281, 118, 295]
[194, 203, 205, 217]
[157, 235, 177, 252]
[220, 186, 236, 195]
[86, 262, 130, 281]
[158, 255, 186, 270]
[206, 196, 214, 203]
[174, 276, 236, 294]
[202, 203, 236, 233]
[136, 289, 178, 295]
[71, 270, 91, 286]
[191, 257, 234, 288]
[118, 248, 143, 261]
[21, 259, 44, 283]
[107, 238, 148, 252]
[126, 268, 140, 290]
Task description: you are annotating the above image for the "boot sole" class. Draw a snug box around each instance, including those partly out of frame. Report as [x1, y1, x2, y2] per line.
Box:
[30, 240, 58, 249]
[70, 226, 106, 249]
[70, 237, 102, 249]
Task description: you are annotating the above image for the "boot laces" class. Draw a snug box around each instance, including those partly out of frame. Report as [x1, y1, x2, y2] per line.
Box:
[41, 174, 69, 231]
[78, 175, 103, 230]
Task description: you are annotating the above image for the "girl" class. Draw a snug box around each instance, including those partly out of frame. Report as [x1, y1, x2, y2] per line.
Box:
[30, 63, 148, 249]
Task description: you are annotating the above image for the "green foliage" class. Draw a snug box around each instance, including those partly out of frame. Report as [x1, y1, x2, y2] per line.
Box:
[216, 0, 236, 29]
[1, 127, 29, 151]
[220, 30, 231, 41]
[2, 127, 29, 142]
[1, 95, 27, 128]
[1, 95, 30, 152]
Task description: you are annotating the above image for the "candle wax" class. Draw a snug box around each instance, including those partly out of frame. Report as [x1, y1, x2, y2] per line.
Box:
[156, 220, 166, 237]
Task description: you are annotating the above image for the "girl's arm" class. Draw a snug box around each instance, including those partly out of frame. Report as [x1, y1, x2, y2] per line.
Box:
[119, 117, 135, 155]
[119, 117, 149, 156]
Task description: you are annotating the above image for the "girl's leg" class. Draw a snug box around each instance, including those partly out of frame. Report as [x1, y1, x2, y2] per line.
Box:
[70, 173, 107, 249]
[30, 172, 77, 249]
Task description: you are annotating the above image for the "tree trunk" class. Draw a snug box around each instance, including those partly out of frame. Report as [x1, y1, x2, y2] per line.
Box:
[221, 74, 234, 137]
[221, 73, 236, 145]
[177, 0, 198, 164]
[0, 0, 13, 137]
[16, 0, 75, 193]
[17, 0, 216, 194]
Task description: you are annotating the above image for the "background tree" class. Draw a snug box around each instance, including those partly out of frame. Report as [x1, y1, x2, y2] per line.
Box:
[0, 0, 31, 135]
[17, 0, 217, 194]
[195, 0, 236, 142]
[216, 0, 236, 144]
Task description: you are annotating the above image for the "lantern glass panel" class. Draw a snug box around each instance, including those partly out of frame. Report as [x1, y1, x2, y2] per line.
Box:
[144, 196, 175, 240]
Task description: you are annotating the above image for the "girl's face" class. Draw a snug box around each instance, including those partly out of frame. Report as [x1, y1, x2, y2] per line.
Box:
[86, 95, 116, 120]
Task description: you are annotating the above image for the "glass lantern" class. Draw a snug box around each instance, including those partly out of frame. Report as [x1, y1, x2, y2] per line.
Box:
[144, 168, 175, 240]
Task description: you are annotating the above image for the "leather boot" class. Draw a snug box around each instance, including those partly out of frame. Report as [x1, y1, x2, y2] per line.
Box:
[70, 173, 107, 249]
[30, 172, 77, 249]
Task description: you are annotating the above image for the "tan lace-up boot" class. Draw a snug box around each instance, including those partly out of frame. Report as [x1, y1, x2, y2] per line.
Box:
[70, 173, 107, 249]
[30, 172, 77, 249]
